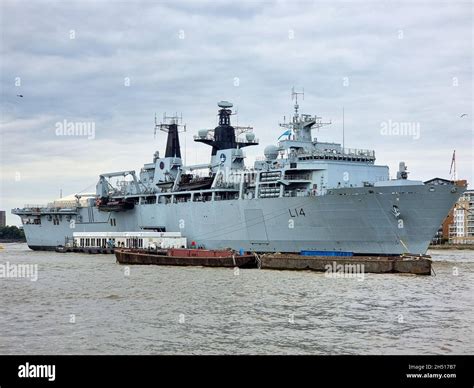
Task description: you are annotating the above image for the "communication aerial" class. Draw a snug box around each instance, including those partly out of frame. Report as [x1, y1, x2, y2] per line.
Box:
[291, 87, 304, 115]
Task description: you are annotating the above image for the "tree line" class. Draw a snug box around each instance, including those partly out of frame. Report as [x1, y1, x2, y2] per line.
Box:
[0, 226, 26, 241]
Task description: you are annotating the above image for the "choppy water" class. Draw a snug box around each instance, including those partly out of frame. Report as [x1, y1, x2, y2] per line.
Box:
[0, 243, 473, 355]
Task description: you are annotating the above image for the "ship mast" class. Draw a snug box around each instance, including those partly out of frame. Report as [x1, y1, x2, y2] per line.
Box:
[292, 86, 304, 120]
[279, 88, 331, 143]
[154, 113, 186, 158]
[194, 101, 258, 155]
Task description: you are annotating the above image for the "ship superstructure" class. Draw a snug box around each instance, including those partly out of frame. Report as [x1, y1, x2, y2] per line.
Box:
[13, 92, 466, 254]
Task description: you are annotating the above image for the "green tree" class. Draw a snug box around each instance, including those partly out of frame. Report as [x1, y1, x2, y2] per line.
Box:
[0, 226, 26, 241]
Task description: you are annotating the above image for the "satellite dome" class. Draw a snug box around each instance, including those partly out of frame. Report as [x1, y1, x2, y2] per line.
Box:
[264, 145, 279, 160]
[198, 129, 209, 138]
[245, 132, 255, 142]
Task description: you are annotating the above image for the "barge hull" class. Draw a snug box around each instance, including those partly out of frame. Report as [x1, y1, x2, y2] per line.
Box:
[260, 254, 432, 275]
[115, 249, 257, 268]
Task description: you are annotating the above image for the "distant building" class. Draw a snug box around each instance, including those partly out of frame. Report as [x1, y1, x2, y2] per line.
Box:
[0, 210, 6, 227]
[449, 189, 474, 244]
[428, 179, 471, 245]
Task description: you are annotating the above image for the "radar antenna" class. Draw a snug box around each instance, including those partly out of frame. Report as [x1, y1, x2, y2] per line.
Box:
[154, 112, 186, 138]
[154, 112, 186, 159]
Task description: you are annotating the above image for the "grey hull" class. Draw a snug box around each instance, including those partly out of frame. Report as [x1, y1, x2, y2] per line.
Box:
[19, 183, 462, 255]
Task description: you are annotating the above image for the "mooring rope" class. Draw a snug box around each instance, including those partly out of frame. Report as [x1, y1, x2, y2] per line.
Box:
[253, 252, 261, 269]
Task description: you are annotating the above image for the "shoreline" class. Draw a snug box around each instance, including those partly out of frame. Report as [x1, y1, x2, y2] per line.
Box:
[1, 240, 473, 249]
[429, 245, 474, 250]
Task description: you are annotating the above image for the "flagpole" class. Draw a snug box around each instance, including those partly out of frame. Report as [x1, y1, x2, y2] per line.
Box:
[454, 150, 457, 181]
[449, 150, 456, 181]
[342, 107, 345, 152]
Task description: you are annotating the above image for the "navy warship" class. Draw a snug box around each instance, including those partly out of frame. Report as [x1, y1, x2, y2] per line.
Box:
[12, 92, 466, 254]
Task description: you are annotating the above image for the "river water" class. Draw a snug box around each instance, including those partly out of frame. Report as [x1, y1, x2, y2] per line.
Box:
[0, 243, 472, 355]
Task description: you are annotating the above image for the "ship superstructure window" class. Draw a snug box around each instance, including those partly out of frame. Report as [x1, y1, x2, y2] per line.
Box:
[91, 238, 96, 246]
[85, 238, 90, 246]
[110, 218, 117, 226]
[80, 238, 84, 247]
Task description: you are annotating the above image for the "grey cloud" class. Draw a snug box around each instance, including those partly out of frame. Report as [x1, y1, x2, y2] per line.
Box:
[0, 0, 472, 225]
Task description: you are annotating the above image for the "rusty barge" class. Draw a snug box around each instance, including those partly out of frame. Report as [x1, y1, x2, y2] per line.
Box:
[115, 248, 432, 275]
[115, 248, 258, 268]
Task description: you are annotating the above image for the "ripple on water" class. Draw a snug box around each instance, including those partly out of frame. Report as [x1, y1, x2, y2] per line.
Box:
[0, 243, 473, 354]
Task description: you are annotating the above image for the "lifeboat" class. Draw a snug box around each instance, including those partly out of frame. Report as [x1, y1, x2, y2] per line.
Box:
[97, 198, 134, 212]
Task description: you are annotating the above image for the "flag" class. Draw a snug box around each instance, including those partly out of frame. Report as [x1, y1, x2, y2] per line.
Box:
[278, 129, 291, 140]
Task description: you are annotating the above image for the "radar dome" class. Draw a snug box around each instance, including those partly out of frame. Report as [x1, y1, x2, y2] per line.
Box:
[245, 133, 255, 142]
[198, 129, 209, 138]
[264, 145, 279, 160]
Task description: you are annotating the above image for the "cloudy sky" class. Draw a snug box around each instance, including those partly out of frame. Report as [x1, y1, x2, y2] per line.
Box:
[1, 0, 472, 225]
